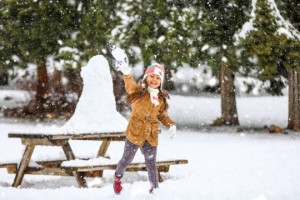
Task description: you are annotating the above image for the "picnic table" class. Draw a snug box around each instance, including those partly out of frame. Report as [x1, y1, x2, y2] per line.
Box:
[0, 132, 188, 188]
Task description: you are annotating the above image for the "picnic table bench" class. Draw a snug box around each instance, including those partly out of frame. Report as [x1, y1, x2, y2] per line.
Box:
[0, 132, 188, 188]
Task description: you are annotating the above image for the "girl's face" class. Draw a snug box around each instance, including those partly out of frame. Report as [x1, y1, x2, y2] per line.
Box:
[146, 74, 161, 89]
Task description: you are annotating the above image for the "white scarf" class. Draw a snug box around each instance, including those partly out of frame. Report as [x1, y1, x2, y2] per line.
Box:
[147, 87, 160, 106]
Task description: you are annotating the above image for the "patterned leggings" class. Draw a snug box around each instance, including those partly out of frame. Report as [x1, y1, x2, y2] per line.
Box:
[115, 139, 159, 188]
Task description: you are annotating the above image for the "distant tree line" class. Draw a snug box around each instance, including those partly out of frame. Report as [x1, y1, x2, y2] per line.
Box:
[0, 0, 300, 131]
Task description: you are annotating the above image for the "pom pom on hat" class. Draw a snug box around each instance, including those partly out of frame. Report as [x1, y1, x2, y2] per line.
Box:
[143, 63, 165, 88]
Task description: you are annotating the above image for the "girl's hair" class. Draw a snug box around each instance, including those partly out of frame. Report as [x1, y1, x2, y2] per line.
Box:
[126, 79, 170, 111]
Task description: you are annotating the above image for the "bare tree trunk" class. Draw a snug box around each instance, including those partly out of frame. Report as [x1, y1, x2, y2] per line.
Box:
[288, 69, 300, 131]
[48, 68, 66, 115]
[65, 68, 83, 97]
[288, 70, 295, 129]
[112, 72, 126, 112]
[164, 68, 175, 91]
[220, 60, 239, 125]
[36, 62, 48, 114]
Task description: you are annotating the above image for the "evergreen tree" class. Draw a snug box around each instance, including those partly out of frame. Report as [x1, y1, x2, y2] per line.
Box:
[0, 1, 13, 84]
[74, 0, 120, 61]
[237, 0, 288, 95]
[236, 0, 300, 130]
[113, 0, 195, 90]
[1, 0, 76, 117]
[198, 0, 251, 125]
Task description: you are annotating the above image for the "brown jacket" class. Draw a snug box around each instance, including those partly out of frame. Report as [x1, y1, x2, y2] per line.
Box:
[123, 75, 175, 146]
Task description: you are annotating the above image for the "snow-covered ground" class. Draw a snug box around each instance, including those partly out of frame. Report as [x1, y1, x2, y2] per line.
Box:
[1, 94, 300, 200]
[1, 55, 299, 199]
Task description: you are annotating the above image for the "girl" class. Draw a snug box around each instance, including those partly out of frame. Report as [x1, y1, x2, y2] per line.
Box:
[113, 61, 176, 194]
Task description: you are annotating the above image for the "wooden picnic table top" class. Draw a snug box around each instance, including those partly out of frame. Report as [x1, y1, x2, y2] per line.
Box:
[8, 132, 126, 141]
[7, 131, 126, 188]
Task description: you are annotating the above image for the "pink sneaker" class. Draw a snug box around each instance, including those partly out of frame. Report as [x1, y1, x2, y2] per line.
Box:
[113, 175, 122, 194]
[149, 187, 158, 194]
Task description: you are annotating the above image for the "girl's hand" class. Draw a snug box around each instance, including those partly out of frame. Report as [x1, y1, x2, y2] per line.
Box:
[111, 46, 131, 75]
[168, 125, 176, 139]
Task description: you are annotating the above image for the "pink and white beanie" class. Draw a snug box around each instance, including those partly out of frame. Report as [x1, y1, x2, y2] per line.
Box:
[143, 63, 165, 89]
[143, 63, 165, 106]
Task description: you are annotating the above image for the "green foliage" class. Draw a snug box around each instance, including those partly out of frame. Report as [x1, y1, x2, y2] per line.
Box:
[276, 0, 300, 31]
[73, 0, 121, 63]
[237, 0, 300, 95]
[198, 0, 251, 73]
[0, 0, 76, 69]
[1, 0, 299, 97]
[114, 0, 197, 72]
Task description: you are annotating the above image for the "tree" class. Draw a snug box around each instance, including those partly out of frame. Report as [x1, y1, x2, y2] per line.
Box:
[0, 1, 13, 85]
[1, 0, 76, 117]
[276, 1, 300, 130]
[113, 0, 195, 90]
[236, 0, 300, 130]
[72, 0, 121, 61]
[198, 0, 251, 125]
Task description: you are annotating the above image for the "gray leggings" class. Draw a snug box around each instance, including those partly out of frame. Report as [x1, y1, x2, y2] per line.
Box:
[115, 139, 159, 188]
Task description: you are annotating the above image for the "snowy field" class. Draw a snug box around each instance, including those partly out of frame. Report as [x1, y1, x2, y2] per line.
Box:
[0, 54, 299, 200]
[1, 94, 300, 200]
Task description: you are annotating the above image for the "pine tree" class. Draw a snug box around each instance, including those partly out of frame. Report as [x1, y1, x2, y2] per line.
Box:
[236, 0, 300, 130]
[238, 0, 287, 91]
[1, 0, 76, 117]
[198, 0, 251, 125]
[113, 0, 195, 90]
[0, 1, 13, 85]
[74, 0, 120, 61]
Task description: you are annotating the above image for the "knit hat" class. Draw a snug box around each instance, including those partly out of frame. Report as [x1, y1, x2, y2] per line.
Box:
[143, 63, 165, 89]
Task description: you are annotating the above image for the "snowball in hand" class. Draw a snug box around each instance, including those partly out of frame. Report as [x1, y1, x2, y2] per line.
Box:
[111, 47, 128, 62]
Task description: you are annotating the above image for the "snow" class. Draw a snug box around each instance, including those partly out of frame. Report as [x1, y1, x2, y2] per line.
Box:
[0, 54, 299, 199]
[1, 115, 300, 200]
[62, 55, 128, 133]
[0, 90, 31, 109]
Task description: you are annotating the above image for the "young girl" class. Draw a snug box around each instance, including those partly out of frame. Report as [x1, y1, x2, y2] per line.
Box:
[113, 60, 176, 194]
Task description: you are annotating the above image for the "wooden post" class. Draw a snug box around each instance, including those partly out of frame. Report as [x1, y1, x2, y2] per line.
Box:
[62, 142, 87, 188]
[97, 140, 111, 157]
[12, 145, 35, 187]
[96, 139, 112, 177]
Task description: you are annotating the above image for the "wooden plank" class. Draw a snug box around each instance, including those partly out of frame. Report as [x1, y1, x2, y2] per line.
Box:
[62, 142, 87, 188]
[52, 133, 125, 141]
[0, 163, 17, 167]
[12, 144, 35, 187]
[0, 163, 106, 177]
[0, 163, 18, 174]
[24, 166, 73, 176]
[62, 159, 188, 172]
[35, 157, 92, 168]
[62, 159, 187, 183]
[8, 132, 125, 141]
[35, 160, 65, 168]
[21, 138, 69, 146]
[1, 164, 70, 176]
